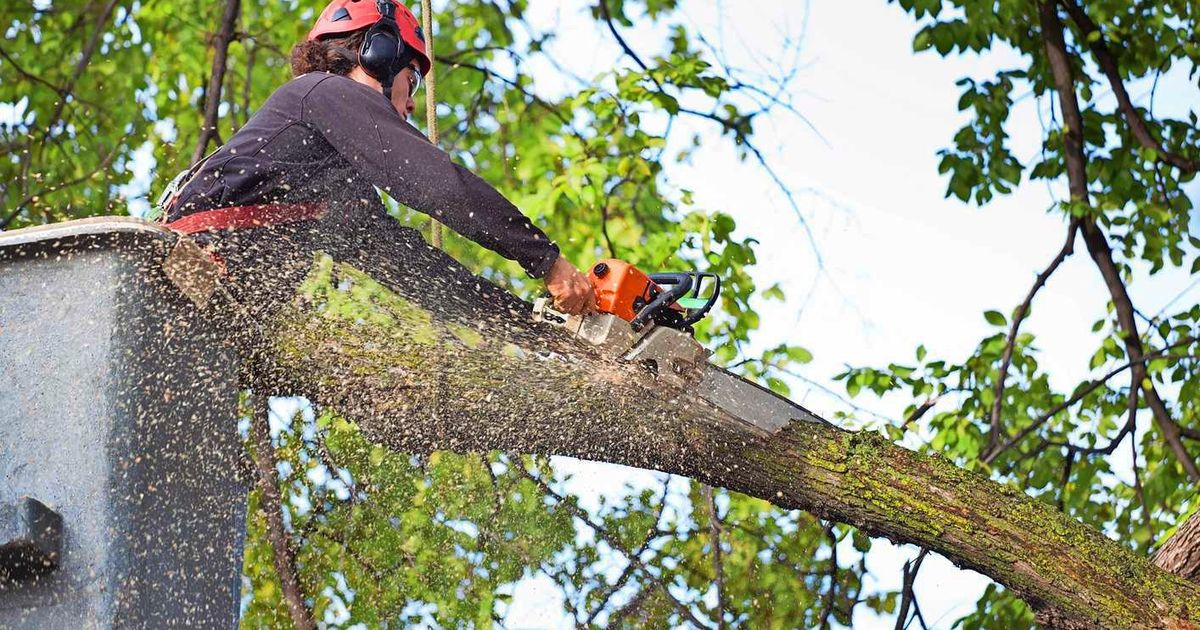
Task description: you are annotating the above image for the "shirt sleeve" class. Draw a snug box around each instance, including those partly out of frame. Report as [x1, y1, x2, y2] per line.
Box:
[299, 74, 560, 278]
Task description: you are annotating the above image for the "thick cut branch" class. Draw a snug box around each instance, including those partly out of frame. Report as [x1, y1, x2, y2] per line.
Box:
[248, 250, 1200, 629]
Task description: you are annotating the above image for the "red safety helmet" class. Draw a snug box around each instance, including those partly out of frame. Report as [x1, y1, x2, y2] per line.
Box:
[308, 0, 431, 77]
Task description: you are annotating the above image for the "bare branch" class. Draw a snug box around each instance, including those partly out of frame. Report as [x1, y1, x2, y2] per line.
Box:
[1130, 429, 1153, 541]
[235, 39, 257, 133]
[895, 549, 928, 630]
[702, 485, 728, 629]
[983, 337, 1196, 465]
[521, 466, 714, 629]
[584, 477, 673, 626]
[597, 0, 651, 75]
[817, 523, 837, 629]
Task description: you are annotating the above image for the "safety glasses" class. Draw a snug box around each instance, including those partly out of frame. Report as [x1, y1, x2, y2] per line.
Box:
[403, 64, 422, 98]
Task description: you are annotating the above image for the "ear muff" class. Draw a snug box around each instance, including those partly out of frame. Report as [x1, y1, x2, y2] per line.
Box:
[358, 0, 406, 99]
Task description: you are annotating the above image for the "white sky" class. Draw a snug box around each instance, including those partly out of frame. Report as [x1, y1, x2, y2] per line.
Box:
[501, 1, 1199, 628]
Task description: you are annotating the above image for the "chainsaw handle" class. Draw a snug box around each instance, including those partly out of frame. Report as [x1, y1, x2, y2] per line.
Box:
[630, 273, 692, 332]
[677, 272, 720, 326]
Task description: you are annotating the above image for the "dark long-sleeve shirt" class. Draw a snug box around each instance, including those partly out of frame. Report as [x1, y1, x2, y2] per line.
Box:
[169, 72, 560, 278]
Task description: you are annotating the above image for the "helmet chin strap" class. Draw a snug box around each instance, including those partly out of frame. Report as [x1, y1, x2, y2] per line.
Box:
[380, 75, 394, 101]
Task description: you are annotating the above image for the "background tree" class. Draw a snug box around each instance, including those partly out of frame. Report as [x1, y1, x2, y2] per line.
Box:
[2, 0, 1197, 627]
[829, 0, 1200, 625]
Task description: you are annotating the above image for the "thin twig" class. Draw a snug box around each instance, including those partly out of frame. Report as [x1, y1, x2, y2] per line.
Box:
[817, 523, 838, 630]
[986, 219, 1078, 455]
[983, 337, 1194, 464]
[522, 466, 713, 629]
[235, 39, 257, 133]
[583, 477, 672, 626]
[1130, 430, 1153, 541]
[702, 485, 728, 629]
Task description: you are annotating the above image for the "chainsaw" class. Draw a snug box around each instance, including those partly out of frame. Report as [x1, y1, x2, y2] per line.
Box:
[533, 259, 825, 435]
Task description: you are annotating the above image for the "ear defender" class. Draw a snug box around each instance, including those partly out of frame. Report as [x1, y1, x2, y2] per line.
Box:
[358, 0, 406, 99]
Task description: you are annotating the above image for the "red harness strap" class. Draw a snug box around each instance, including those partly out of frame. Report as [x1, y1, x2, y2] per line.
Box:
[166, 202, 329, 235]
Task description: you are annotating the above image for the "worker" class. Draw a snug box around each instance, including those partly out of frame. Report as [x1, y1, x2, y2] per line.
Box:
[160, 0, 595, 316]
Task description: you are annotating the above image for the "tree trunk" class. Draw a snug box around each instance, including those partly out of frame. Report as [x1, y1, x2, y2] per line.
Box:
[249, 251, 1200, 630]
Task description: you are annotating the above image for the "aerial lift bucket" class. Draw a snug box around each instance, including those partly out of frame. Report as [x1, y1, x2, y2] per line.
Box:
[0, 217, 246, 628]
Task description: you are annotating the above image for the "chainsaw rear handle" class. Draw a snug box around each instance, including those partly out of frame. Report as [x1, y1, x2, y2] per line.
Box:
[630, 273, 692, 331]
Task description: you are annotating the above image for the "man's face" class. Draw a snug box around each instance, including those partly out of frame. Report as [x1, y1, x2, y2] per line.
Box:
[390, 63, 421, 120]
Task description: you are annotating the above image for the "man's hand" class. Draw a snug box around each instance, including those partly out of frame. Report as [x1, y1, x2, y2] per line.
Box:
[544, 255, 597, 316]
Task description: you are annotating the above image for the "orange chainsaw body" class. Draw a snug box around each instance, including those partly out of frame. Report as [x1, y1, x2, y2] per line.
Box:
[587, 259, 684, 322]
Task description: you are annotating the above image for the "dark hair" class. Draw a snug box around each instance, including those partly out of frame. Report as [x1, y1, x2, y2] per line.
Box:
[290, 31, 366, 77]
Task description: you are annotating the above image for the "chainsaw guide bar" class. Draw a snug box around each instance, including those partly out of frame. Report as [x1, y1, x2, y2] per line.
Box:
[532, 261, 826, 436]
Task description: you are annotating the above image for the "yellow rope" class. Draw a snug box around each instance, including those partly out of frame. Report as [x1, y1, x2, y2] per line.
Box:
[420, 0, 443, 249]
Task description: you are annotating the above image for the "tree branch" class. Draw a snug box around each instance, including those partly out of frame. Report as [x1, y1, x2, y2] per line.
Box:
[251, 394, 316, 630]
[252, 236, 1200, 627]
[1036, 0, 1198, 483]
[701, 485, 728, 629]
[1056, 0, 1198, 173]
[1129, 430, 1153, 541]
[597, 0, 652, 75]
[191, 0, 241, 166]
[894, 549, 928, 630]
[234, 39, 257, 134]
[0, 0, 120, 158]
[582, 479, 672, 625]
[986, 219, 1078, 456]
[521, 466, 713, 629]
[984, 336, 1196, 465]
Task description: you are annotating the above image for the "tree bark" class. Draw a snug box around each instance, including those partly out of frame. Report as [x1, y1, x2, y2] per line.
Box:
[250, 252, 1200, 629]
[1156, 510, 1200, 584]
